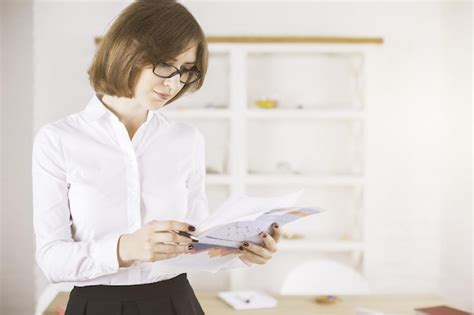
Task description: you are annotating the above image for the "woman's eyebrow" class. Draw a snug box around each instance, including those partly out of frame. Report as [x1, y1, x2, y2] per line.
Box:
[172, 58, 196, 64]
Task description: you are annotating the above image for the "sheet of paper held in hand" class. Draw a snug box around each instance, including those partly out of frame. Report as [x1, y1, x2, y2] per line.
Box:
[148, 189, 324, 276]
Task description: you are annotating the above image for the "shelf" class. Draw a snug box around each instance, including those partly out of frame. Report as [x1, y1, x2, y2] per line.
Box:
[160, 109, 231, 119]
[278, 239, 365, 252]
[156, 42, 369, 291]
[245, 174, 364, 186]
[246, 109, 364, 120]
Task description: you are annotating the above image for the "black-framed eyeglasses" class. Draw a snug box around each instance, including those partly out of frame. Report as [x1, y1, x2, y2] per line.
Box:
[152, 62, 201, 84]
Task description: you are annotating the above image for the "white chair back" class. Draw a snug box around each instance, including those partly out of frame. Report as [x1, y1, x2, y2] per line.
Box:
[280, 259, 370, 295]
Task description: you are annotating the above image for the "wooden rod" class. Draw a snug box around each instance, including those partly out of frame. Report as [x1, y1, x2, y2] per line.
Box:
[206, 36, 384, 44]
[95, 36, 383, 45]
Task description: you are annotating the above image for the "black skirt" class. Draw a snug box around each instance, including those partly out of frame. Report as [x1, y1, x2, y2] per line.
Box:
[64, 273, 205, 315]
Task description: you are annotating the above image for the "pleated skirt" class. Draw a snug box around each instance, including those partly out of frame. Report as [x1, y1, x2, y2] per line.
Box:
[64, 273, 205, 315]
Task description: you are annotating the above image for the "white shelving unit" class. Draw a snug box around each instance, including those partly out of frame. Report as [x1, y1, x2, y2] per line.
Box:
[160, 38, 381, 291]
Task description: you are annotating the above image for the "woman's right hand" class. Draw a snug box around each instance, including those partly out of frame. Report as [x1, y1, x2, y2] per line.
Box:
[117, 220, 198, 267]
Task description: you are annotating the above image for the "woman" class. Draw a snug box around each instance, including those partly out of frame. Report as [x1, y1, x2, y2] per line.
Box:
[32, 0, 280, 314]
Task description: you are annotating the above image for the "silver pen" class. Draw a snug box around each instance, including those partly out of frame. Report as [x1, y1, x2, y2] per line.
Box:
[173, 230, 199, 243]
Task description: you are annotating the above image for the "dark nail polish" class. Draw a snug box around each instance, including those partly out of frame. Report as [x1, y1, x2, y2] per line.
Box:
[188, 225, 196, 232]
[243, 242, 249, 247]
[274, 223, 279, 229]
[192, 239, 199, 243]
[262, 233, 267, 238]
[239, 245, 244, 251]
[188, 244, 194, 250]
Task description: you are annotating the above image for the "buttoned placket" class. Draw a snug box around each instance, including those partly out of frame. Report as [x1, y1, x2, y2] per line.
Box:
[109, 113, 149, 283]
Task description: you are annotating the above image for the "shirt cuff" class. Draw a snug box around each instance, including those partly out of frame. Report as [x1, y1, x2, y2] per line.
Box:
[91, 232, 124, 274]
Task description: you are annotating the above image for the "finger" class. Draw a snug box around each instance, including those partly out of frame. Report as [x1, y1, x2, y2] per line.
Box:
[239, 256, 253, 267]
[260, 232, 278, 253]
[153, 243, 194, 254]
[239, 250, 267, 265]
[150, 220, 196, 233]
[153, 231, 196, 244]
[240, 242, 272, 260]
[270, 222, 281, 243]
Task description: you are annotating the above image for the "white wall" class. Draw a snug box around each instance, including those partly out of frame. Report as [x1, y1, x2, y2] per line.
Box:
[0, 0, 467, 313]
[0, 0, 4, 310]
[1, 1, 35, 315]
[438, 2, 473, 312]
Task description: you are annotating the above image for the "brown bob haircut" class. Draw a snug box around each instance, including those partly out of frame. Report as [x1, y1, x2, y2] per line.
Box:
[88, 0, 208, 105]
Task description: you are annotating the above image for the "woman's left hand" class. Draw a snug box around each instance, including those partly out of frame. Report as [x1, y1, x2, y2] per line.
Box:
[239, 222, 280, 266]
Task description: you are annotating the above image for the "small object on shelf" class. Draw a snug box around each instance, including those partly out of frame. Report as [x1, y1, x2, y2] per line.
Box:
[206, 166, 221, 174]
[255, 97, 278, 109]
[314, 295, 341, 305]
[275, 161, 294, 174]
[296, 104, 305, 109]
[205, 103, 228, 109]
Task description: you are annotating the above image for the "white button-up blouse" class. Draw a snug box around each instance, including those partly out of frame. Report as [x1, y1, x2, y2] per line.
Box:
[32, 94, 243, 286]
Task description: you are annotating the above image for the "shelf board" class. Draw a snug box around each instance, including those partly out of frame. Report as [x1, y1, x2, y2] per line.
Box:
[206, 174, 364, 186]
[246, 174, 363, 186]
[160, 109, 231, 119]
[207, 36, 383, 45]
[159, 108, 364, 120]
[278, 239, 365, 252]
[206, 174, 232, 185]
[246, 109, 364, 119]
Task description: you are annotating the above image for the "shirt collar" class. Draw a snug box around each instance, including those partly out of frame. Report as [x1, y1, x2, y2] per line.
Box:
[82, 93, 162, 124]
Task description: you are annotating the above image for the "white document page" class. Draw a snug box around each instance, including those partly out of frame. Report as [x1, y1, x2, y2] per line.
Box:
[148, 189, 324, 276]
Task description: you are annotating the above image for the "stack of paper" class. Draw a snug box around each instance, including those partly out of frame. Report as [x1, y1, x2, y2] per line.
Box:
[218, 290, 278, 310]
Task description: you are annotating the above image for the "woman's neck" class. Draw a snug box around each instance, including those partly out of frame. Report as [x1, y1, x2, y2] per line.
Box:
[99, 94, 148, 125]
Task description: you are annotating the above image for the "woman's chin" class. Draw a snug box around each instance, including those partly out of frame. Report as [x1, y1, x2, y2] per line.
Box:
[149, 103, 164, 111]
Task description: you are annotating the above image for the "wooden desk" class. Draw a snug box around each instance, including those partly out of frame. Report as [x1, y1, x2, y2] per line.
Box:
[44, 291, 450, 315]
[196, 293, 449, 315]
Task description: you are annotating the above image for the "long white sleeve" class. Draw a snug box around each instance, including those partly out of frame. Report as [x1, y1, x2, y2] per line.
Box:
[31, 94, 211, 286]
[32, 125, 130, 283]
